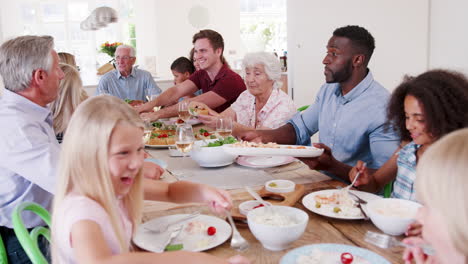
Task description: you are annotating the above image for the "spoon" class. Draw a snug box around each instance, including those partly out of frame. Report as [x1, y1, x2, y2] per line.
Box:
[244, 186, 270, 207]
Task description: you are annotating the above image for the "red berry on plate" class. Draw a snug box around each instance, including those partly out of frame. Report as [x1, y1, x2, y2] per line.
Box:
[203, 132, 210, 137]
[207, 226, 216, 236]
[341, 252, 354, 264]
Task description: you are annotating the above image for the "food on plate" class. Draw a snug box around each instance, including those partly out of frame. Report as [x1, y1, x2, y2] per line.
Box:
[251, 211, 299, 227]
[296, 249, 368, 264]
[207, 226, 217, 236]
[195, 128, 217, 140]
[124, 99, 145, 107]
[185, 221, 209, 235]
[189, 105, 209, 116]
[146, 122, 177, 146]
[269, 182, 278, 187]
[313, 189, 361, 217]
[204, 136, 237, 147]
[164, 243, 184, 251]
[231, 141, 280, 148]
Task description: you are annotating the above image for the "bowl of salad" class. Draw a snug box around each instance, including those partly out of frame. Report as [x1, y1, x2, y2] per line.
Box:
[190, 137, 238, 167]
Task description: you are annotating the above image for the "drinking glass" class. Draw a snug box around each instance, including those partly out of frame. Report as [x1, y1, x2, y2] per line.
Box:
[178, 100, 191, 122]
[216, 117, 233, 138]
[175, 124, 195, 158]
[143, 119, 153, 144]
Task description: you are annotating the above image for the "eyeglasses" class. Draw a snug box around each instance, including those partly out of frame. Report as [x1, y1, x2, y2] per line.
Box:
[115, 56, 135, 61]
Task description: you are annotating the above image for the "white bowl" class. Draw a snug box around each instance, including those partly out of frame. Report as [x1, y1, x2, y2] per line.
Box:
[239, 200, 272, 216]
[190, 140, 238, 167]
[247, 206, 308, 251]
[366, 198, 421, 236]
[265, 180, 295, 193]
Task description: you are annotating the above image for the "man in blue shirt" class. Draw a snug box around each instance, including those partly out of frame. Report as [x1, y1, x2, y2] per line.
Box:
[96, 44, 161, 101]
[240, 25, 399, 182]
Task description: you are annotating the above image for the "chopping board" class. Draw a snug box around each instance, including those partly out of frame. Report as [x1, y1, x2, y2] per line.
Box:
[231, 184, 305, 221]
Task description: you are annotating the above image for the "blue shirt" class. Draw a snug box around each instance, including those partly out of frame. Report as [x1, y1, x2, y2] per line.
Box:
[0, 89, 59, 228]
[392, 141, 419, 201]
[289, 71, 399, 172]
[96, 67, 162, 101]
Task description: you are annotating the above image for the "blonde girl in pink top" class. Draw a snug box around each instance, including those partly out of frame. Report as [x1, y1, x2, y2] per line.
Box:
[192, 52, 296, 134]
[51, 95, 249, 264]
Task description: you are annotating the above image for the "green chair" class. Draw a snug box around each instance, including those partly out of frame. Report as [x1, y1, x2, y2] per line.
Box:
[297, 105, 309, 112]
[12, 202, 51, 264]
[383, 181, 393, 198]
[0, 233, 8, 264]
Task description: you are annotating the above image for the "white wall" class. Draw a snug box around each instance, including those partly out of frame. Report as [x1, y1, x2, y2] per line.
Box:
[429, 0, 468, 75]
[135, 0, 241, 79]
[287, 0, 429, 108]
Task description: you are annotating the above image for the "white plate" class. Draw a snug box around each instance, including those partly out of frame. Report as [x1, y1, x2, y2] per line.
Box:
[280, 243, 390, 264]
[302, 189, 381, 220]
[197, 160, 234, 168]
[223, 144, 324, 158]
[236, 156, 296, 168]
[133, 214, 231, 252]
[145, 144, 175, 149]
[166, 117, 201, 126]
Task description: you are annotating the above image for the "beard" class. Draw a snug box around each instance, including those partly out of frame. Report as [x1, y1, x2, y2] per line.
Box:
[325, 59, 353, 83]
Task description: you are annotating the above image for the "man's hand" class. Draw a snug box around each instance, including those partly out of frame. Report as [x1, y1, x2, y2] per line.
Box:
[298, 143, 336, 171]
[142, 161, 165, 180]
[238, 130, 264, 143]
[135, 101, 154, 114]
[140, 111, 160, 122]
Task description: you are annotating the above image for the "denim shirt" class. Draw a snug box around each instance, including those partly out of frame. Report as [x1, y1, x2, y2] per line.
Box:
[288, 71, 399, 172]
[96, 67, 161, 101]
[0, 89, 59, 228]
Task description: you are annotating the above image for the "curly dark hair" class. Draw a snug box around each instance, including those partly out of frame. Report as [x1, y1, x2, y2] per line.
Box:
[386, 69, 468, 142]
[170, 57, 195, 74]
[333, 25, 375, 64]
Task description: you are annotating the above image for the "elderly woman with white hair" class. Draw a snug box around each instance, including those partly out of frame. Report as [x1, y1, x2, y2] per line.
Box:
[192, 52, 296, 132]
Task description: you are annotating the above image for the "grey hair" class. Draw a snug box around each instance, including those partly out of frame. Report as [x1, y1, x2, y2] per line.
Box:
[0, 35, 54, 92]
[116, 44, 136, 57]
[241, 52, 283, 90]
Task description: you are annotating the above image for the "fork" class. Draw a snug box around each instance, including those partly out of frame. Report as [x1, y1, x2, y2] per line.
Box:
[365, 231, 435, 255]
[346, 162, 367, 190]
[155, 225, 184, 253]
[145, 211, 200, 233]
[225, 209, 249, 251]
[347, 192, 369, 220]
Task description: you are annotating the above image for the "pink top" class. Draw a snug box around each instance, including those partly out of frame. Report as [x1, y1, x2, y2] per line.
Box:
[54, 194, 133, 264]
[231, 89, 297, 129]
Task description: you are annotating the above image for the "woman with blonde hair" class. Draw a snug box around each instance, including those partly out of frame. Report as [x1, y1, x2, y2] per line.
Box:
[402, 128, 468, 264]
[50, 63, 88, 143]
[58, 52, 78, 68]
[192, 52, 296, 133]
[51, 95, 249, 264]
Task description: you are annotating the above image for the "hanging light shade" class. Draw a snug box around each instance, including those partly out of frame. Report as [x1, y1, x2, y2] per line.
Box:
[80, 6, 118, 31]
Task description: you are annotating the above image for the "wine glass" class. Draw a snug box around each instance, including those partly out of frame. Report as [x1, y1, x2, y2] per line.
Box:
[175, 124, 195, 158]
[142, 119, 153, 144]
[178, 100, 191, 122]
[216, 117, 233, 139]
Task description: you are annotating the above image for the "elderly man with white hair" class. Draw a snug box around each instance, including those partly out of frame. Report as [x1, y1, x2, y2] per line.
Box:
[192, 52, 297, 133]
[96, 44, 161, 102]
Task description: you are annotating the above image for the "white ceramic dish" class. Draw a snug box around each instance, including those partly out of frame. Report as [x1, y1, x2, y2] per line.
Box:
[236, 156, 296, 168]
[133, 214, 231, 252]
[302, 189, 381, 220]
[265, 180, 295, 193]
[223, 144, 323, 157]
[239, 200, 272, 216]
[190, 140, 237, 167]
[366, 198, 421, 236]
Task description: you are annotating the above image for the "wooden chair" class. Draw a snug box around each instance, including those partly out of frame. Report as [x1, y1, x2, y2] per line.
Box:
[12, 202, 51, 264]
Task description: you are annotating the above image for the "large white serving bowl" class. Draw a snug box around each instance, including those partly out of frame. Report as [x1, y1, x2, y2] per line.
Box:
[366, 198, 421, 236]
[190, 140, 238, 167]
[247, 206, 308, 251]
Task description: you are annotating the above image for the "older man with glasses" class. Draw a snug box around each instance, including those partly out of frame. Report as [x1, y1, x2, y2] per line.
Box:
[96, 44, 161, 102]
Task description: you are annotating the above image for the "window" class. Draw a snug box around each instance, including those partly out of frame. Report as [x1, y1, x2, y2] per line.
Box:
[17, 0, 135, 73]
[240, 0, 286, 54]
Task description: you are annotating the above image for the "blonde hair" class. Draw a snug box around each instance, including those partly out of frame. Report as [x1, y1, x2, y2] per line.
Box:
[58, 52, 77, 68]
[416, 128, 468, 259]
[50, 63, 88, 135]
[51, 95, 144, 262]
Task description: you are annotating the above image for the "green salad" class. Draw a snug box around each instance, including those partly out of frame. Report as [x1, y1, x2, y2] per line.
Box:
[204, 136, 237, 147]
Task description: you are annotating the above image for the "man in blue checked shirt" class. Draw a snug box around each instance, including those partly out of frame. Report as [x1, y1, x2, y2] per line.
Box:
[96, 44, 161, 101]
[239, 25, 399, 182]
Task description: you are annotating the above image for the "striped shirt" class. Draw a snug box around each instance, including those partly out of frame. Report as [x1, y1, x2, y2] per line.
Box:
[392, 141, 420, 201]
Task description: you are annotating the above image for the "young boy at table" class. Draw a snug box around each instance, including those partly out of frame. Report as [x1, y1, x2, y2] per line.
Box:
[402, 128, 468, 264]
[51, 95, 249, 264]
[170, 56, 202, 102]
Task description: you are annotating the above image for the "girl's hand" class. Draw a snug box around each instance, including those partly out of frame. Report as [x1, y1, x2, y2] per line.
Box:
[402, 237, 438, 264]
[142, 161, 165, 180]
[228, 255, 251, 264]
[349, 160, 371, 187]
[200, 185, 232, 215]
[406, 220, 423, 237]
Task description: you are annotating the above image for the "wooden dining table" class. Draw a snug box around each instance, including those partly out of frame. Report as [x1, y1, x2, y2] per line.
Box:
[142, 145, 404, 263]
